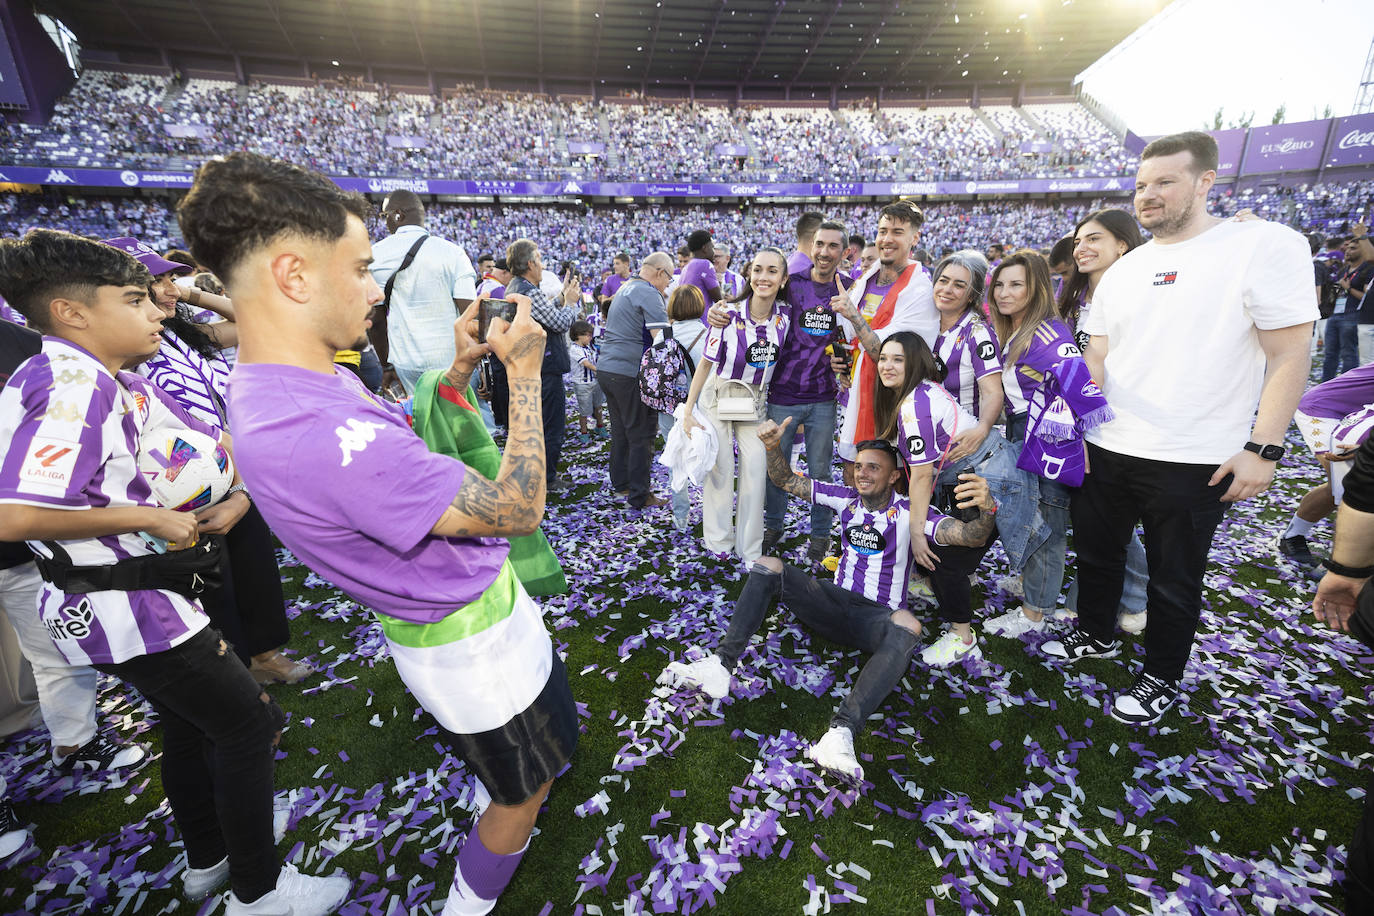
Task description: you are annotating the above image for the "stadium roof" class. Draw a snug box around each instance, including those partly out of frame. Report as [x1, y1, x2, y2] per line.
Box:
[41, 0, 1167, 95]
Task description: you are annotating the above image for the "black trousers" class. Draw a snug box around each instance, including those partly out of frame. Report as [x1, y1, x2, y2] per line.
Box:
[199, 504, 290, 663]
[97, 627, 285, 903]
[1071, 443, 1228, 681]
[598, 370, 658, 507]
[542, 372, 565, 485]
[928, 538, 995, 625]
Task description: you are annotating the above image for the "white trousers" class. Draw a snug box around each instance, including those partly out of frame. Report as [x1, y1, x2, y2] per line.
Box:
[701, 405, 767, 566]
[0, 562, 97, 749]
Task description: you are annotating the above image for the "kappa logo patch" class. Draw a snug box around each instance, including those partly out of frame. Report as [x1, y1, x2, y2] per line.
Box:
[1153, 270, 1179, 286]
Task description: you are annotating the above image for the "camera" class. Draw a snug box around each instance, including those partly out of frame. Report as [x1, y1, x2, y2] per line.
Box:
[477, 298, 518, 343]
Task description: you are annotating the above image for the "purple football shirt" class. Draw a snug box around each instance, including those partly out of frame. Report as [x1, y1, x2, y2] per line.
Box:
[679, 258, 720, 310]
[702, 306, 790, 388]
[895, 381, 978, 467]
[227, 363, 508, 624]
[770, 270, 840, 406]
[788, 251, 813, 275]
[934, 312, 1001, 417]
[1002, 318, 1079, 416]
[1300, 363, 1374, 420]
[600, 274, 626, 300]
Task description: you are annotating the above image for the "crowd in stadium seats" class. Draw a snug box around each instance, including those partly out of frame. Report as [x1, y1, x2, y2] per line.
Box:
[0, 70, 1146, 181]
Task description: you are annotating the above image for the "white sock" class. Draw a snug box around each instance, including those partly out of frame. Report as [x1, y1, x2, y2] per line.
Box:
[1285, 516, 1315, 538]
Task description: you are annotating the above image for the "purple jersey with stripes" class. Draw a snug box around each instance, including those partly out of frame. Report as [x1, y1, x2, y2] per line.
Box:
[811, 481, 949, 610]
[702, 306, 790, 387]
[934, 312, 1001, 417]
[896, 381, 978, 467]
[769, 270, 840, 406]
[1002, 318, 1079, 416]
[0, 338, 220, 664]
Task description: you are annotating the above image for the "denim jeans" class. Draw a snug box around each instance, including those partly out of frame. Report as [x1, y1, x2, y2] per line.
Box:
[1072, 443, 1229, 681]
[763, 400, 838, 540]
[1065, 528, 1149, 616]
[934, 426, 1048, 569]
[1324, 312, 1360, 381]
[659, 411, 690, 527]
[1006, 414, 1070, 615]
[1361, 323, 1374, 367]
[716, 563, 918, 735]
[96, 626, 285, 903]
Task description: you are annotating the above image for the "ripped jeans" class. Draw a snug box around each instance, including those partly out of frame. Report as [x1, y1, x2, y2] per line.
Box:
[97, 626, 286, 903]
[716, 563, 919, 735]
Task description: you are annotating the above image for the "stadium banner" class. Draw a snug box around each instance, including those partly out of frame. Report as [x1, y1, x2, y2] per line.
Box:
[1326, 113, 1374, 168]
[385, 135, 429, 149]
[712, 143, 750, 157]
[1210, 128, 1247, 177]
[567, 141, 605, 155]
[1241, 119, 1328, 174]
[163, 124, 213, 139]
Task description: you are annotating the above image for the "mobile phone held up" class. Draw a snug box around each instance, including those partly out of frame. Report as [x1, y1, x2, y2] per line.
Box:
[477, 298, 518, 343]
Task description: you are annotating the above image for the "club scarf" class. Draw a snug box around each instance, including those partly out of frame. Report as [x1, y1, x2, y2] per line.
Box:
[848, 262, 921, 445]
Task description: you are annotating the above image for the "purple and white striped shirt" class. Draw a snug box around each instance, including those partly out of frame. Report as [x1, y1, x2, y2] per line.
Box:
[702, 306, 790, 388]
[896, 381, 978, 467]
[0, 338, 219, 665]
[934, 312, 1001, 417]
[812, 481, 948, 610]
[137, 330, 231, 431]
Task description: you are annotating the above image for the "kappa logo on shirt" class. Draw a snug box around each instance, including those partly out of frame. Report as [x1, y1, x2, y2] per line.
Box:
[1153, 270, 1179, 286]
[336, 418, 388, 467]
[19, 436, 81, 492]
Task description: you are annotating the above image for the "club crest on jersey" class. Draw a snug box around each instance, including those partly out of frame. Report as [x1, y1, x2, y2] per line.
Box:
[1081, 380, 1102, 398]
[976, 340, 996, 361]
[1153, 270, 1178, 286]
[846, 523, 885, 556]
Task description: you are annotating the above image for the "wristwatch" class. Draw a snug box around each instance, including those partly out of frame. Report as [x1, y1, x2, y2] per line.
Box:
[1323, 556, 1374, 579]
[1243, 441, 1285, 461]
[225, 483, 250, 502]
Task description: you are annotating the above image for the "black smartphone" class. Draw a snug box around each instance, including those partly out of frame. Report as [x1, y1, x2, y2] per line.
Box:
[477, 298, 518, 343]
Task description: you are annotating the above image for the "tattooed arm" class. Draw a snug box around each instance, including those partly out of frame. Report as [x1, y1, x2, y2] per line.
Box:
[758, 417, 812, 501]
[430, 295, 549, 538]
[931, 473, 998, 548]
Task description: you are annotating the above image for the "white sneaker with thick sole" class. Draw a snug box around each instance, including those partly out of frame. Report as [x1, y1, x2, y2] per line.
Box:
[920, 630, 981, 668]
[225, 863, 349, 916]
[657, 654, 731, 700]
[983, 607, 1047, 639]
[184, 856, 229, 901]
[1118, 610, 1147, 635]
[807, 726, 863, 782]
[994, 575, 1024, 598]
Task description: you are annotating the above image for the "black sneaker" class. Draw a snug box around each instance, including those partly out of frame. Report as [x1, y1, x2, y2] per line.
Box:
[1110, 672, 1179, 726]
[761, 528, 783, 556]
[1278, 535, 1323, 575]
[807, 536, 830, 568]
[54, 734, 148, 772]
[1041, 628, 1120, 662]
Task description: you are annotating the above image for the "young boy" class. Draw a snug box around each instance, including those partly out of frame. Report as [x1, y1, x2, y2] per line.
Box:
[177, 152, 577, 916]
[0, 230, 348, 915]
[569, 319, 605, 441]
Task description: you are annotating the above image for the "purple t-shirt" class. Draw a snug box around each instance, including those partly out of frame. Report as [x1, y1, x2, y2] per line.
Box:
[679, 258, 720, 311]
[600, 274, 626, 300]
[788, 251, 813, 275]
[226, 363, 508, 624]
[770, 269, 840, 406]
[1300, 363, 1374, 420]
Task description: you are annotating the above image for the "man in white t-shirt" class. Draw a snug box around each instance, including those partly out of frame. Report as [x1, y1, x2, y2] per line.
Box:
[1042, 131, 1317, 726]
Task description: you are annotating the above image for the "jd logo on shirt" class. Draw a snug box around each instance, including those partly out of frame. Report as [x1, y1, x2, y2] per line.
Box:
[906, 435, 926, 457]
[800, 306, 836, 337]
[976, 341, 996, 361]
[43, 597, 93, 642]
[1056, 342, 1081, 359]
[846, 523, 885, 555]
[746, 340, 779, 368]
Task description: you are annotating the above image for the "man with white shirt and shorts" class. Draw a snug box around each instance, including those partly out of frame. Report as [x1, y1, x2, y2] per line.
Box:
[1043, 131, 1317, 726]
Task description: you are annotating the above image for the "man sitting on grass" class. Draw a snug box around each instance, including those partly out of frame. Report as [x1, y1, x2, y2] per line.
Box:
[658, 418, 998, 780]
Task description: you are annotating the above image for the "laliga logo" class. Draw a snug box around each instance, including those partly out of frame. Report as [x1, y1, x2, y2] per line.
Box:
[1339, 129, 1374, 151]
[120, 170, 139, 186]
[730, 184, 761, 195]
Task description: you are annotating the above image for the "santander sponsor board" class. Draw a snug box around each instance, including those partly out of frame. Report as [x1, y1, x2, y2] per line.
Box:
[1326, 112, 1374, 168]
[1240, 120, 1327, 174]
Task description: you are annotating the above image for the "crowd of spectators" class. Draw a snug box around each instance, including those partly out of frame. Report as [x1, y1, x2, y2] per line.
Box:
[0, 69, 1155, 181]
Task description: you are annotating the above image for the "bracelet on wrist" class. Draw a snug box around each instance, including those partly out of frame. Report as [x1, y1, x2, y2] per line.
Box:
[225, 482, 250, 502]
[1322, 557, 1374, 578]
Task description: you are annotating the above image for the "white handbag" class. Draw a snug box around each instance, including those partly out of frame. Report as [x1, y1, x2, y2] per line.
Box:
[714, 379, 764, 422]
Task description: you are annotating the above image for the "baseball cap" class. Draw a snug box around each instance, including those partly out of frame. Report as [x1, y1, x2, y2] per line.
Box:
[493, 257, 509, 271]
[101, 237, 194, 277]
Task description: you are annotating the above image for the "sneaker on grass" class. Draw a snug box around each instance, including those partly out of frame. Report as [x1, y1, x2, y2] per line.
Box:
[761, 528, 783, 556]
[921, 630, 981, 668]
[994, 574, 1023, 598]
[909, 576, 936, 606]
[184, 857, 229, 901]
[1110, 672, 1179, 726]
[1041, 628, 1120, 662]
[0, 800, 28, 860]
[1277, 535, 1324, 579]
[657, 653, 731, 700]
[53, 733, 147, 772]
[224, 863, 349, 916]
[983, 607, 1046, 639]
[807, 726, 863, 782]
[1118, 609, 1147, 635]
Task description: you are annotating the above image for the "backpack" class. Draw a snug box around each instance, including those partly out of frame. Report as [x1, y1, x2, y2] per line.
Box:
[639, 327, 696, 412]
[1317, 257, 1340, 318]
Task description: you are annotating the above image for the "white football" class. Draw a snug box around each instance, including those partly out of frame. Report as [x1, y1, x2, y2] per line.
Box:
[137, 428, 234, 512]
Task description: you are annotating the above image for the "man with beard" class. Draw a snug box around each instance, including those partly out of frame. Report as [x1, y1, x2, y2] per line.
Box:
[1043, 131, 1316, 726]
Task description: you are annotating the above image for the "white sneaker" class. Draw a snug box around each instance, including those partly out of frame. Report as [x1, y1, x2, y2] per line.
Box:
[984, 607, 1047, 639]
[807, 726, 863, 782]
[184, 856, 229, 900]
[657, 654, 731, 700]
[909, 576, 936, 605]
[0, 801, 28, 859]
[994, 575, 1024, 598]
[1118, 609, 1147, 634]
[920, 630, 981, 668]
[225, 863, 350, 916]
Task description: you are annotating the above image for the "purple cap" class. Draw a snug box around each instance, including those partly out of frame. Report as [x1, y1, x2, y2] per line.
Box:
[101, 237, 193, 277]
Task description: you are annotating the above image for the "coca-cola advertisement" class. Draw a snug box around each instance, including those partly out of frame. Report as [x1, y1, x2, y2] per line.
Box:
[1240, 119, 1329, 174]
[1325, 112, 1374, 168]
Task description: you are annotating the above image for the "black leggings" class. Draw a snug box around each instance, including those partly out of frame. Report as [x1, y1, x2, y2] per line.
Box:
[199, 504, 290, 662]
